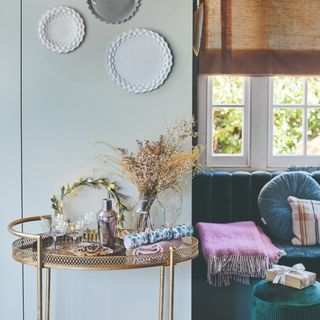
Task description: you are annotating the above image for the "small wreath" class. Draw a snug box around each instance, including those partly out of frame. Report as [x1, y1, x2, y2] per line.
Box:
[50, 177, 128, 229]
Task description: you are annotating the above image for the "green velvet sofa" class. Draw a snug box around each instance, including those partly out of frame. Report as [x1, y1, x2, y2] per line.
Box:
[192, 171, 320, 320]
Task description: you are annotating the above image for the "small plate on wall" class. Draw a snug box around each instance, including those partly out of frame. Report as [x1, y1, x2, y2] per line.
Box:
[38, 7, 85, 54]
[107, 28, 173, 94]
[87, 0, 141, 24]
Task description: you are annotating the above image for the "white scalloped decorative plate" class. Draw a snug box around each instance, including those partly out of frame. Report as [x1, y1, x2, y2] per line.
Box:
[107, 29, 173, 94]
[39, 7, 85, 54]
[87, 0, 141, 24]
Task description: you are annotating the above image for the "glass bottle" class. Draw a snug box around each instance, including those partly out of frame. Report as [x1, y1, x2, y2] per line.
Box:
[97, 199, 117, 248]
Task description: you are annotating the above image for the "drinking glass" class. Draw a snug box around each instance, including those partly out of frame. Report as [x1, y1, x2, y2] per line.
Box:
[40, 216, 51, 234]
[82, 212, 97, 242]
[83, 212, 96, 230]
[67, 217, 84, 246]
[49, 220, 68, 253]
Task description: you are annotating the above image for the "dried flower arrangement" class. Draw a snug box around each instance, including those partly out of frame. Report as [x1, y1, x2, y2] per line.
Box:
[97, 118, 204, 228]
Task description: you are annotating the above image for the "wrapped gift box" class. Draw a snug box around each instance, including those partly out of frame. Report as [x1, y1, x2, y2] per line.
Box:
[266, 264, 316, 290]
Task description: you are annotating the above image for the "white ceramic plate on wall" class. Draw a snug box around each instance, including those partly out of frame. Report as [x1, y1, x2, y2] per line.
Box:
[39, 7, 85, 54]
[87, 0, 141, 24]
[107, 28, 173, 94]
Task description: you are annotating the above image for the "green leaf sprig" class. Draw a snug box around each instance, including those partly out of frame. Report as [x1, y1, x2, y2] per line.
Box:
[50, 177, 128, 229]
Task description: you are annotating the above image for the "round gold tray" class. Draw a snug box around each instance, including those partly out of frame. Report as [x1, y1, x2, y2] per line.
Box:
[9, 216, 199, 271]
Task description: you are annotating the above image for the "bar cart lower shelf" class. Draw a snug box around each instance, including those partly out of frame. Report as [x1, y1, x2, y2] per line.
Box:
[8, 215, 198, 320]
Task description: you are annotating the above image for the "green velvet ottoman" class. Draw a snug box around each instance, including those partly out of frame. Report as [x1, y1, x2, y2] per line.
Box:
[252, 280, 320, 320]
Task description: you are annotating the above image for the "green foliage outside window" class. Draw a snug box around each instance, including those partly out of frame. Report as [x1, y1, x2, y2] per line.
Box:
[212, 76, 244, 105]
[213, 108, 242, 154]
[273, 108, 303, 155]
[273, 77, 304, 105]
[212, 76, 320, 155]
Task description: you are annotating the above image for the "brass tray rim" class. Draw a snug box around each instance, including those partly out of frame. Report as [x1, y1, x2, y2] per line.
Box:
[9, 215, 199, 271]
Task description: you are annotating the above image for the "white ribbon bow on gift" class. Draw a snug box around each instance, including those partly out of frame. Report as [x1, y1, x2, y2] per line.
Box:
[272, 263, 310, 286]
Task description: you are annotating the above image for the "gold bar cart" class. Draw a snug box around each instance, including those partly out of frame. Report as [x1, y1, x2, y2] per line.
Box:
[8, 215, 198, 320]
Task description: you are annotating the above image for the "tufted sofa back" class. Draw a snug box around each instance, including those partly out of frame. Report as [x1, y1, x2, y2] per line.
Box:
[192, 171, 320, 226]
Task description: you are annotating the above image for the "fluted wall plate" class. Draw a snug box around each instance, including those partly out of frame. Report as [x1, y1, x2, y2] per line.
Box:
[87, 0, 141, 24]
[39, 7, 85, 54]
[107, 29, 173, 94]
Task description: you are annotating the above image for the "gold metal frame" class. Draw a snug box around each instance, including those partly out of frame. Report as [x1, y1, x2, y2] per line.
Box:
[8, 216, 198, 320]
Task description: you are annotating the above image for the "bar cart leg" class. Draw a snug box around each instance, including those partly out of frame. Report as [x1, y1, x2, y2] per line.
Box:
[45, 268, 51, 320]
[169, 246, 175, 320]
[36, 236, 43, 320]
[158, 266, 165, 320]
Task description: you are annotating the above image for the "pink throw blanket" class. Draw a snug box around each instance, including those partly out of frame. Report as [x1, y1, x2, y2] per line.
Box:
[196, 221, 285, 286]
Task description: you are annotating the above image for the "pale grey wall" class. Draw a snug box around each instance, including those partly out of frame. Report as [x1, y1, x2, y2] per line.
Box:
[0, 0, 23, 318]
[1, 0, 193, 319]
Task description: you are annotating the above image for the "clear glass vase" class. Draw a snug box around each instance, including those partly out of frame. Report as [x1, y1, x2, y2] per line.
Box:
[134, 199, 151, 232]
[132, 190, 182, 232]
[133, 193, 158, 232]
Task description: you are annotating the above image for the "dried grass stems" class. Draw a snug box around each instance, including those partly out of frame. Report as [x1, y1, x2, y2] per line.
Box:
[97, 118, 204, 203]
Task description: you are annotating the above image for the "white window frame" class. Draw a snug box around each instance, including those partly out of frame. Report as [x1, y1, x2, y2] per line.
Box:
[199, 75, 320, 170]
[206, 76, 251, 167]
[268, 78, 320, 167]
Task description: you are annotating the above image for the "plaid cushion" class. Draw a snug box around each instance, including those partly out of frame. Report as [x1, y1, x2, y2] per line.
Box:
[288, 196, 320, 246]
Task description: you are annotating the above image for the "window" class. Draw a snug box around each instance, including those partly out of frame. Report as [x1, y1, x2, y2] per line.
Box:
[207, 76, 250, 166]
[200, 76, 320, 169]
[270, 77, 320, 166]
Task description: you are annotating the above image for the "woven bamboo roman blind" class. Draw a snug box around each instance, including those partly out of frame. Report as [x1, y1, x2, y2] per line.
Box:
[200, 0, 320, 75]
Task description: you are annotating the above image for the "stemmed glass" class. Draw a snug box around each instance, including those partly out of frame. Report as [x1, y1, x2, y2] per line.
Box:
[82, 212, 96, 242]
[51, 215, 68, 253]
[40, 216, 51, 235]
[41, 215, 68, 253]
[67, 217, 84, 246]
[83, 212, 96, 230]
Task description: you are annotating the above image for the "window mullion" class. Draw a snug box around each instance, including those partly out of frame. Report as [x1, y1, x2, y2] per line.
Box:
[244, 77, 250, 166]
[273, 104, 305, 108]
[212, 104, 244, 108]
[303, 108, 308, 156]
[251, 77, 269, 170]
[303, 78, 308, 156]
[206, 77, 213, 161]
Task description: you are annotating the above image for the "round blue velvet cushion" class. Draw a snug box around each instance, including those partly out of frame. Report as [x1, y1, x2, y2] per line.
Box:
[258, 172, 320, 241]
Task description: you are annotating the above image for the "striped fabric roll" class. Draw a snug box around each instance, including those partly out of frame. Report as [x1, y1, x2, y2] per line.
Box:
[288, 196, 320, 245]
[149, 227, 173, 244]
[123, 224, 194, 249]
[171, 224, 194, 239]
